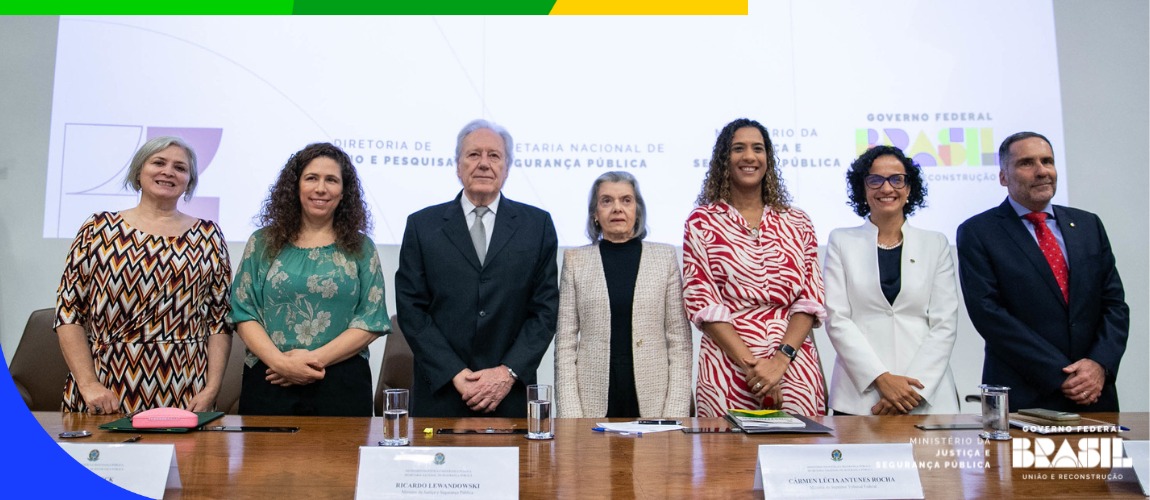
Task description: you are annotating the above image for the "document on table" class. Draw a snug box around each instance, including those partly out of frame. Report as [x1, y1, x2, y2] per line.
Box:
[594, 422, 682, 434]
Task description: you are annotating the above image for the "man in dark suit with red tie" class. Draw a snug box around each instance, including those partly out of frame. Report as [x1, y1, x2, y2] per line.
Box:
[957, 131, 1129, 412]
[396, 119, 559, 417]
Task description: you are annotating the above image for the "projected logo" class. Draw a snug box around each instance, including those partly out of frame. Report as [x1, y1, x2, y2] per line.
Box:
[1013, 437, 1132, 469]
[855, 127, 996, 167]
[50, 124, 223, 238]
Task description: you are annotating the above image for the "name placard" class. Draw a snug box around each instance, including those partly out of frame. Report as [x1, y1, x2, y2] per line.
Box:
[356, 446, 518, 499]
[1112, 440, 1149, 495]
[754, 443, 923, 499]
[58, 442, 180, 499]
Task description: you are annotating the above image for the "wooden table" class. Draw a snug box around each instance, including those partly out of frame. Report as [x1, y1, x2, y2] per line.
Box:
[35, 412, 1148, 499]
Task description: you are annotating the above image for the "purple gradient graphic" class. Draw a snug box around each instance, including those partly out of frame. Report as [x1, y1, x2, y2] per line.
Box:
[912, 153, 937, 167]
[147, 127, 223, 224]
[146, 127, 222, 177]
[52, 125, 224, 237]
[883, 128, 909, 150]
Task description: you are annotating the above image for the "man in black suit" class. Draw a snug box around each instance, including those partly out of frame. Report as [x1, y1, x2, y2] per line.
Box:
[957, 131, 1128, 412]
[396, 119, 559, 417]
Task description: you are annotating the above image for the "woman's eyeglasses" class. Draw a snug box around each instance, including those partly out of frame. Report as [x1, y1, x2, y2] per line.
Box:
[864, 174, 908, 189]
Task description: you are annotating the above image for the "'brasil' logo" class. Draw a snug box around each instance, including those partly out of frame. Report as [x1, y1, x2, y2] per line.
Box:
[856, 127, 996, 167]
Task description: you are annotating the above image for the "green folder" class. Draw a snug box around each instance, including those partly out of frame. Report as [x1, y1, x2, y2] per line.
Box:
[99, 411, 225, 433]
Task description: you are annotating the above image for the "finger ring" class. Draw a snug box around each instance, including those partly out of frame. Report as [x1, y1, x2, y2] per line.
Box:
[93, 407, 102, 414]
[753, 383, 763, 392]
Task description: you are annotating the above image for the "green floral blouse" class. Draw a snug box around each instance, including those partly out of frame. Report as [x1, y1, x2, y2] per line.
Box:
[230, 229, 390, 367]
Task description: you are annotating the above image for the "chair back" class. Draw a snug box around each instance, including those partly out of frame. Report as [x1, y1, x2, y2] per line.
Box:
[10, 308, 69, 411]
[215, 333, 247, 414]
[373, 315, 413, 415]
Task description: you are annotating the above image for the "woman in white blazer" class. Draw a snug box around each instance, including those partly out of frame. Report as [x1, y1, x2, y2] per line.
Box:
[555, 171, 693, 418]
[824, 146, 960, 415]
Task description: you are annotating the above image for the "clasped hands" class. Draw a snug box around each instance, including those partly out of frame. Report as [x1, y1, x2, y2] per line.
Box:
[265, 349, 326, 387]
[871, 372, 925, 415]
[454, 366, 515, 413]
[1061, 358, 1105, 406]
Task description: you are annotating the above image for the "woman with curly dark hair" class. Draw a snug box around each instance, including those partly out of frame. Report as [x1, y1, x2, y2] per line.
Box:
[823, 145, 960, 416]
[682, 118, 828, 417]
[230, 142, 390, 416]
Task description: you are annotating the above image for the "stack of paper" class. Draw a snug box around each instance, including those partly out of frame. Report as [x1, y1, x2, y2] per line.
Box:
[726, 409, 805, 430]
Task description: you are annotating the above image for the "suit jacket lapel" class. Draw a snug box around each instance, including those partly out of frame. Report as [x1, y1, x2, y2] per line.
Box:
[894, 224, 922, 310]
[486, 195, 520, 264]
[994, 199, 1065, 307]
[440, 193, 483, 270]
[1053, 205, 1083, 303]
[856, 223, 887, 308]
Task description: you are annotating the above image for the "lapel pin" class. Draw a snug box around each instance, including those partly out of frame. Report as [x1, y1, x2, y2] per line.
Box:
[1069, 222, 1075, 227]
[909, 259, 916, 263]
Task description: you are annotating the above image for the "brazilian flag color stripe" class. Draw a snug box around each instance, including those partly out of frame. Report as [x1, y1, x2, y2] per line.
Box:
[0, 0, 744, 15]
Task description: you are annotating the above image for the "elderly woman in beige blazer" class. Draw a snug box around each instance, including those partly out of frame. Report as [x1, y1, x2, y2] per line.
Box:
[555, 171, 693, 418]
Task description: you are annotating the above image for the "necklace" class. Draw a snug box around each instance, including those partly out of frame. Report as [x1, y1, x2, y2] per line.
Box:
[877, 238, 903, 250]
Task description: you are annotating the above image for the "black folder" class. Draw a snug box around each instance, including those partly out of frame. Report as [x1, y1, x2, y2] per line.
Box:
[724, 413, 834, 434]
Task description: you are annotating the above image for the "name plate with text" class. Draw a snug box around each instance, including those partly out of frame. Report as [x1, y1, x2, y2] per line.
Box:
[58, 442, 180, 499]
[356, 446, 518, 499]
[754, 443, 923, 499]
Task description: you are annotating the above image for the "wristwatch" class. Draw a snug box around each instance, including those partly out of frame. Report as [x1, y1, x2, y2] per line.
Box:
[778, 344, 798, 362]
[506, 366, 519, 380]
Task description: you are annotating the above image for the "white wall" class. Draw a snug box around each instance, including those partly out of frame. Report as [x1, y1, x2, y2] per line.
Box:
[1052, 0, 1149, 412]
[2, 2, 1146, 412]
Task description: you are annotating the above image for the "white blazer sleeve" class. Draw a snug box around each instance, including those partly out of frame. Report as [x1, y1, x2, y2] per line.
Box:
[823, 231, 889, 393]
[901, 233, 959, 404]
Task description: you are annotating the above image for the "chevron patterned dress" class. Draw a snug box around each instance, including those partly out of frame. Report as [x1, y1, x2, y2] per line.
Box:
[55, 212, 233, 413]
[682, 203, 827, 417]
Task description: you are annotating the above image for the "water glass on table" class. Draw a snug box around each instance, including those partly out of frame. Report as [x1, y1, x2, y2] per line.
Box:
[527, 384, 553, 440]
[979, 384, 1011, 441]
[380, 388, 410, 446]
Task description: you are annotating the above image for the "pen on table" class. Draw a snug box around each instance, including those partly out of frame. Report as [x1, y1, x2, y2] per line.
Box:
[592, 427, 642, 437]
[122, 435, 142, 443]
[637, 419, 681, 425]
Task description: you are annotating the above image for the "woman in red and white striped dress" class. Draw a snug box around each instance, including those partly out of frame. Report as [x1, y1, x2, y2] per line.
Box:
[683, 118, 827, 417]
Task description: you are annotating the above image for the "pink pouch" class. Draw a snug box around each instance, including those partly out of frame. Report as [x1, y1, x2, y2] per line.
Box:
[132, 407, 199, 428]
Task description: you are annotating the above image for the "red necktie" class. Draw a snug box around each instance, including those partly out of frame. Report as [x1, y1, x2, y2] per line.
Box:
[1023, 211, 1069, 303]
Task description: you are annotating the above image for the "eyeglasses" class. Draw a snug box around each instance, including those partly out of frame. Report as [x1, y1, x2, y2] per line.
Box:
[864, 174, 908, 189]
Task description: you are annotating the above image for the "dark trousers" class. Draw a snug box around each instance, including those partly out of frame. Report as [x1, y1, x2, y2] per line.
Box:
[239, 355, 373, 416]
